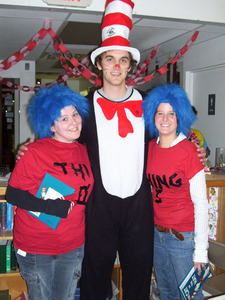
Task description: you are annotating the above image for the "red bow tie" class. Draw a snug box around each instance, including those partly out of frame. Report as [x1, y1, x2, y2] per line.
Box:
[97, 97, 143, 138]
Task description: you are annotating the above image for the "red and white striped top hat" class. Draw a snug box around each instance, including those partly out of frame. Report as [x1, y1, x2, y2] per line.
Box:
[91, 0, 140, 65]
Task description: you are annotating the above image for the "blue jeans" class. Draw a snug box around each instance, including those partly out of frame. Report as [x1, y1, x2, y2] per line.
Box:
[15, 245, 84, 300]
[153, 228, 204, 300]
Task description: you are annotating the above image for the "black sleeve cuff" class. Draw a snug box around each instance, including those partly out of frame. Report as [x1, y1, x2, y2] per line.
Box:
[6, 185, 70, 218]
[45, 198, 70, 218]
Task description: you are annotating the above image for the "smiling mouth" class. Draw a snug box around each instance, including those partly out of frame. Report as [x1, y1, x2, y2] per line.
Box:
[69, 128, 78, 132]
[111, 72, 121, 76]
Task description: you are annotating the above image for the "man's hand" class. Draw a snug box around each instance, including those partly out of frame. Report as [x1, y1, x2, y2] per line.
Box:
[196, 145, 207, 166]
[191, 139, 207, 166]
[16, 138, 34, 161]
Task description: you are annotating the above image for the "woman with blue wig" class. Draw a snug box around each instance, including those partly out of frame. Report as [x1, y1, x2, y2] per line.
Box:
[143, 83, 208, 300]
[6, 84, 94, 300]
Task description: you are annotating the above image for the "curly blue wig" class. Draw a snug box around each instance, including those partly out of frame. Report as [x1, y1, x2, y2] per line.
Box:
[28, 84, 90, 139]
[143, 83, 197, 138]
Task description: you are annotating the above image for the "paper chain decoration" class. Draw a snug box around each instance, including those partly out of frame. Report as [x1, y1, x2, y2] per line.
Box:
[0, 19, 199, 94]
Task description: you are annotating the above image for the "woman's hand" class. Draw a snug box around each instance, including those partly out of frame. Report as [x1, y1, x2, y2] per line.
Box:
[194, 262, 206, 276]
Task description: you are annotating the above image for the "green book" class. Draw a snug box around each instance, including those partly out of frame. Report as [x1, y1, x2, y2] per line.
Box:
[0, 240, 7, 273]
[6, 240, 11, 273]
[11, 243, 18, 271]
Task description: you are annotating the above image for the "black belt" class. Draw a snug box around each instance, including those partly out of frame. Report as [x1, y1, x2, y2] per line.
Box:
[155, 224, 184, 241]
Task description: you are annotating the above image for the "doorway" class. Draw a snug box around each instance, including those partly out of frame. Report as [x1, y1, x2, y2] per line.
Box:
[0, 79, 20, 172]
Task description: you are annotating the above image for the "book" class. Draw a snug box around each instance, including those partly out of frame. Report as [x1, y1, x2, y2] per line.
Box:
[0, 240, 7, 273]
[6, 240, 11, 273]
[74, 286, 80, 300]
[179, 264, 211, 300]
[74, 279, 80, 300]
[11, 243, 18, 271]
[0, 240, 11, 274]
[0, 203, 1, 232]
[0, 202, 7, 232]
[28, 173, 75, 230]
[6, 203, 13, 231]
[0, 289, 10, 300]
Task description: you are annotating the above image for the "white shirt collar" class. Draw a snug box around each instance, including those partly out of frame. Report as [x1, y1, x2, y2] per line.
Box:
[157, 133, 187, 147]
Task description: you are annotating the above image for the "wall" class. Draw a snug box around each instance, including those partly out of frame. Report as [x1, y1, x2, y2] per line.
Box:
[138, 34, 225, 166]
[183, 35, 225, 166]
[37, 73, 93, 94]
[137, 61, 183, 92]
[0, 60, 35, 147]
[38, 74, 80, 92]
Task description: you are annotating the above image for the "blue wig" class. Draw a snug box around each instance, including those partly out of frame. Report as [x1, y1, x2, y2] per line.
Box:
[143, 83, 197, 138]
[28, 84, 90, 139]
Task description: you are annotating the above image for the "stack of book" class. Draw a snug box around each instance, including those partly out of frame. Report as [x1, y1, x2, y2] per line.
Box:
[0, 240, 18, 274]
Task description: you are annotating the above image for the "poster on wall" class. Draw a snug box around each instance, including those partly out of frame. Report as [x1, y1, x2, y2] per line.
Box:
[208, 94, 216, 115]
[208, 187, 218, 240]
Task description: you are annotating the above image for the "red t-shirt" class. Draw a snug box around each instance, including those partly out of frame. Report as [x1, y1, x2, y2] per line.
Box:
[146, 138, 203, 232]
[9, 138, 94, 255]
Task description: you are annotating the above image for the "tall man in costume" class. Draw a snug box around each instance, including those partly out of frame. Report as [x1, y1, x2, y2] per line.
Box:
[79, 1, 154, 299]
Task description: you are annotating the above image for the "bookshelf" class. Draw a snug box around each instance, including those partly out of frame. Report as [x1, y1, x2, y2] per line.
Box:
[0, 229, 13, 240]
[0, 184, 28, 299]
[0, 180, 123, 299]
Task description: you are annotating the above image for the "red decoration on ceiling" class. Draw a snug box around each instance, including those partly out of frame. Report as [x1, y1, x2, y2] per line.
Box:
[0, 19, 199, 94]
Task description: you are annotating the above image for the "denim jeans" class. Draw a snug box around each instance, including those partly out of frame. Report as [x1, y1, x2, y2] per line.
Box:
[15, 245, 84, 300]
[153, 228, 204, 300]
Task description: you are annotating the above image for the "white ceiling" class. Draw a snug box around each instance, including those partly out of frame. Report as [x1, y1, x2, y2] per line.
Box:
[0, 5, 225, 74]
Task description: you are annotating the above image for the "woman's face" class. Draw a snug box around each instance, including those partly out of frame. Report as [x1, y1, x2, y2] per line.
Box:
[51, 105, 82, 143]
[154, 103, 178, 138]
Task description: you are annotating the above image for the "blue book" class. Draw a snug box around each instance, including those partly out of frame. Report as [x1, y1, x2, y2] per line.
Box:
[6, 203, 13, 231]
[29, 173, 75, 230]
[179, 264, 211, 300]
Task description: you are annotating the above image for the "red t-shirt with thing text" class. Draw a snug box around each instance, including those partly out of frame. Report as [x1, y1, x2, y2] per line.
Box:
[9, 138, 94, 255]
[146, 138, 203, 232]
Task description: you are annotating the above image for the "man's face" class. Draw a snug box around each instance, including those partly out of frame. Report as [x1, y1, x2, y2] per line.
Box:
[97, 50, 131, 87]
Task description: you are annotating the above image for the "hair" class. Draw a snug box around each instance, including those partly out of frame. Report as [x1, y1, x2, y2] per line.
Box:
[28, 84, 90, 139]
[192, 105, 198, 116]
[143, 83, 197, 138]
